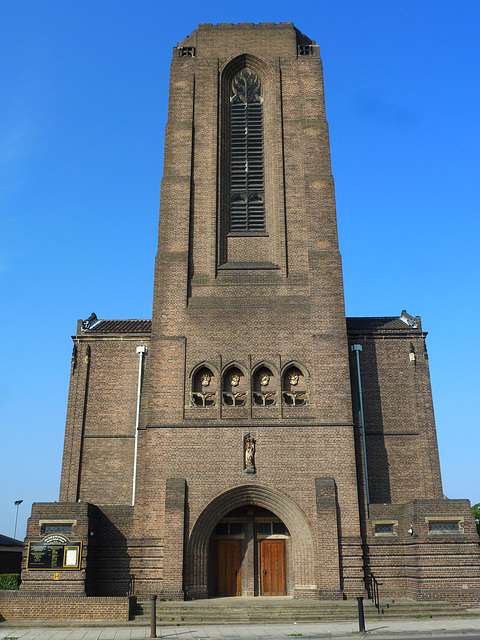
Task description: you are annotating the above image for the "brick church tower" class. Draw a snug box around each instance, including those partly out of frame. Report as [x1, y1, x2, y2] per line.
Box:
[21, 23, 480, 604]
[138, 22, 362, 599]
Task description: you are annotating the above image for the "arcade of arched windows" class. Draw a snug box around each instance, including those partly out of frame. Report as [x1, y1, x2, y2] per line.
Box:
[190, 362, 308, 408]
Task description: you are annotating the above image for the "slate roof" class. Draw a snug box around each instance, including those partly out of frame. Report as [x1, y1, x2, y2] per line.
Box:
[81, 317, 418, 334]
[0, 534, 23, 546]
[346, 317, 419, 332]
[82, 320, 152, 334]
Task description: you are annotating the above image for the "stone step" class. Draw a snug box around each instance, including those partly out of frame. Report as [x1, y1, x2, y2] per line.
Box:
[130, 598, 479, 625]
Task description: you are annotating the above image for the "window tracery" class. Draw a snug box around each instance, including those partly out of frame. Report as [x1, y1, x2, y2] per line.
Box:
[178, 46, 195, 57]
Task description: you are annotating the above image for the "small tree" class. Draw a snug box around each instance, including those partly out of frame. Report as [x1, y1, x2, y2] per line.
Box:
[472, 503, 480, 537]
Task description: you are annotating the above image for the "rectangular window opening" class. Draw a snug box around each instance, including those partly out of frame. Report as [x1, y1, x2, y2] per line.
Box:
[373, 521, 397, 536]
[428, 521, 461, 533]
[41, 524, 73, 535]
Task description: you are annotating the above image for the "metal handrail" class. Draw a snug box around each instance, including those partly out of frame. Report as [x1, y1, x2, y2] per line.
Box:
[368, 574, 381, 614]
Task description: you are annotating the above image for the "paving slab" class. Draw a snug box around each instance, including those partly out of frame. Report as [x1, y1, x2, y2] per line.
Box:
[2, 617, 480, 640]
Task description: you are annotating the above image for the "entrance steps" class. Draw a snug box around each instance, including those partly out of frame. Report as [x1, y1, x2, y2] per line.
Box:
[132, 596, 480, 625]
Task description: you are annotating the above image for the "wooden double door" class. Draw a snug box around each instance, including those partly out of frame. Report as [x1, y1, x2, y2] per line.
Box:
[217, 539, 285, 596]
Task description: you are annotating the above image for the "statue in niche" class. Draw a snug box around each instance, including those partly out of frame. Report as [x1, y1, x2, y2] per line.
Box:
[200, 373, 211, 387]
[289, 371, 299, 386]
[244, 435, 256, 471]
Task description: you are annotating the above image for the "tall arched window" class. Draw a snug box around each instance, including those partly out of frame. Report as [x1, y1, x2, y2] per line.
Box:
[229, 69, 265, 233]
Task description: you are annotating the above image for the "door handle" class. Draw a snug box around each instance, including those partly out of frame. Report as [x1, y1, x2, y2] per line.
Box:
[263, 570, 267, 576]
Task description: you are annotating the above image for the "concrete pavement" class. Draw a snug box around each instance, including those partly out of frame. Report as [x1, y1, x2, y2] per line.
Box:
[2, 616, 480, 640]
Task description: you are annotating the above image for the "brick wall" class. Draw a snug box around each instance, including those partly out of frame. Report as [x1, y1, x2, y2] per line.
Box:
[0, 592, 134, 621]
[348, 321, 443, 505]
[60, 334, 150, 503]
[365, 499, 480, 603]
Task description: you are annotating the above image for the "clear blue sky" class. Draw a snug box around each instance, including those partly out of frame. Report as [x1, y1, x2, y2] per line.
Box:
[1, 1, 479, 540]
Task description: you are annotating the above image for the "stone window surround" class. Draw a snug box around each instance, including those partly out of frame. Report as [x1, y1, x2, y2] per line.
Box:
[425, 516, 464, 534]
[372, 520, 398, 536]
[39, 520, 77, 535]
[39, 519, 77, 528]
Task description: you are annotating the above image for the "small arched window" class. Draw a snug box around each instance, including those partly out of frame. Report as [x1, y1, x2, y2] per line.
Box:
[229, 69, 265, 233]
[191, 366, 217, 407]
[282, 365, 308, 406]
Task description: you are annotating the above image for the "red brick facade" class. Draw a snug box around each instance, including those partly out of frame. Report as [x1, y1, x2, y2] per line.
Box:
[19, 23, 480, 608]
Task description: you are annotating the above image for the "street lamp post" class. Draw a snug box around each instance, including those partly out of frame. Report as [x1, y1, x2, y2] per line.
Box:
[14, 500, 23, 539]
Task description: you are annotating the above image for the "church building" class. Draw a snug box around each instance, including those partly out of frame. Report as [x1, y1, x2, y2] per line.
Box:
[21, 22, 480, 603]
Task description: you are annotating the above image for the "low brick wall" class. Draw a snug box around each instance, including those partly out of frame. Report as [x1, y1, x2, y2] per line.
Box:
[0, 592, 135, 621]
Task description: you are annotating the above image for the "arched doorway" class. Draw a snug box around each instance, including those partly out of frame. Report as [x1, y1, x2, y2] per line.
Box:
[185, 485, 316, 598]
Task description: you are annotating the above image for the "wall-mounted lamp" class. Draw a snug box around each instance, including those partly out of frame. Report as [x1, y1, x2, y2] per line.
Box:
[407, 524, 414, 536]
